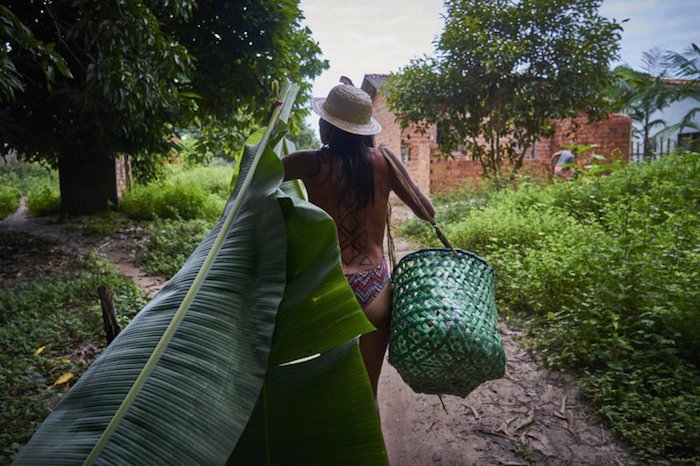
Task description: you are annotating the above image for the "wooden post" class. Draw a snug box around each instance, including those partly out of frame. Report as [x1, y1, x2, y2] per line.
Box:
[98, 284, 121, 344]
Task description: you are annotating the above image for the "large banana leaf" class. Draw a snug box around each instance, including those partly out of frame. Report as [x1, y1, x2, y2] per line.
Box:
[14, 83, 388, 465]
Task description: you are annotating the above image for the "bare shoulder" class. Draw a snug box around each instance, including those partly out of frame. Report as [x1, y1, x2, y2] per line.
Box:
[283, 149, 322, 181]
[370, 146, 393, 169]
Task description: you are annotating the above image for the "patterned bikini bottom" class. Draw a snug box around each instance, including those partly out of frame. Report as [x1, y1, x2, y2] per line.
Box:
[344, 257, 390, 309]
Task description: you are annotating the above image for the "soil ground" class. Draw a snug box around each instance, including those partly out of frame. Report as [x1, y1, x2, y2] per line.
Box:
[0, 204, 638, 465]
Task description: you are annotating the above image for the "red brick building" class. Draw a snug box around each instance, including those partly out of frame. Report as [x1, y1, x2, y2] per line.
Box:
[361, 74, 631, 194]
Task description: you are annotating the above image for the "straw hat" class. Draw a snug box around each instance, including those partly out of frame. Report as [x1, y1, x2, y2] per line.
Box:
[311, 84, 382, 136]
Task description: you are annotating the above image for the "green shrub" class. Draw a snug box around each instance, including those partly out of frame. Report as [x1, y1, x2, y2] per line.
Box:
[0, 253, 146, 463]
[137, 218, 212, 277]
[400, 153, 700, 462]
[120, 181, 223, 221]
[26, 184, 60, 216]
[0, 160, 57, 195]
[168, 165, 234, 198]
[1, 160, 60, 216]
[397, 184, 494, 245]
[0, 186, 21, 219]
[120, 165, 233, 221]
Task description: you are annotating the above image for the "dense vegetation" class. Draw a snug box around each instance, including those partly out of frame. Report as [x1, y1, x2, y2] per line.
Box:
[0, 254, 146, 464]
[120, 165, 232, 221]
[399, 153, 700, 462]
[119, 163, 233, 276]
[0, 159, 60, 218]
[4, 153, 698, 462]
[1, 1, 327, 213]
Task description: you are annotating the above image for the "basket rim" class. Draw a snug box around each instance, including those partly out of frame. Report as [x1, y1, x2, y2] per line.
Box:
[391, 247, 494, 279]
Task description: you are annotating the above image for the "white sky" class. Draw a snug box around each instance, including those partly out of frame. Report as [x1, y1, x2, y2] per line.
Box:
[299, 0, 699, 130]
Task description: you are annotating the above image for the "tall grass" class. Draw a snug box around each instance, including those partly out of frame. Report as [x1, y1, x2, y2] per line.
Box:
[120, 165, 233, 221]
[399, 154, 700, 463]
[0, 186, 21, 219]
[0, 160, 60, 217]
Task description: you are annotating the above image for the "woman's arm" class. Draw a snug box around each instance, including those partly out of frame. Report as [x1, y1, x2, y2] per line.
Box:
[383, 148, 435, 222]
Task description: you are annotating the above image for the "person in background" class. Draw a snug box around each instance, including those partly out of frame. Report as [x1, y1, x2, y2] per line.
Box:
[282, 81, 434, 398]
[552, 149, 576, 180]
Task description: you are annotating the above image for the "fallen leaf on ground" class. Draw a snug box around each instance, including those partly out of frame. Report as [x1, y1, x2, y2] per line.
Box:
[496, 416, 518, 438]
[52, 372, 74, 386]
[555, 395, 568, 418]
[525, 432, 555, 457]
[34, 345, 46, 356]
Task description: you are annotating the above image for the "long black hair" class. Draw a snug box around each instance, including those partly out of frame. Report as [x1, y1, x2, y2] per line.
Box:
[320, 119, 375, 209]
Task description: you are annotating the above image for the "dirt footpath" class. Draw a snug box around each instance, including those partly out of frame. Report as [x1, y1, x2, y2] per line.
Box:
[378, 231, 636, 466]
[378, 328, 634, 465]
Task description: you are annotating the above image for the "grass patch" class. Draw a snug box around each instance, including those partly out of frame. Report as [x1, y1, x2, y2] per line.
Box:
[26, 184, 60, 216]
[120, 165, 233, 221]
[0, 253, 147, 464]
[400, 154, 700, 463]
[137, 218, 213, 277]
[397, 184, 493, 245]
[0, 186, 21, 219]
[0, 160, 56, 195]
[0, 160, 60, 217]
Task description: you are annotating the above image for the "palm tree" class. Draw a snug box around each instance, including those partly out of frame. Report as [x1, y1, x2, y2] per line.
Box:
[663, 43, 700, 150]
[611, 48, 679, 160]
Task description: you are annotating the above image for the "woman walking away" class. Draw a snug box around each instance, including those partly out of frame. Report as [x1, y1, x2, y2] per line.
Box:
[283, 81, 435, 398]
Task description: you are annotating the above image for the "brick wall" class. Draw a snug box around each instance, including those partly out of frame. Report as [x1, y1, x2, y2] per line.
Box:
[541, 114, 631, 166]
[401, 125, 434, 195]
[366, 73, 631, 197]
[371, 90, 432, 197]
[373, 93, 400, 154]
[427, 114, 631, 193]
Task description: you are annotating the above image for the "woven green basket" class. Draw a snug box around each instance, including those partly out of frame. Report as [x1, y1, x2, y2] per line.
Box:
[388, 248, 506, 397]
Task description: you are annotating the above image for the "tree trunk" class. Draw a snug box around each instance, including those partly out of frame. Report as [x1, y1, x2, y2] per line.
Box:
[58, 155, 119, 215]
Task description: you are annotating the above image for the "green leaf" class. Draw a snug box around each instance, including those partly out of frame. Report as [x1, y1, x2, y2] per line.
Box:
[14, 85, 295, 466]
[15, 81, 388, 465]
[230, 341, 387, 465]
[269, 195, 375, 365]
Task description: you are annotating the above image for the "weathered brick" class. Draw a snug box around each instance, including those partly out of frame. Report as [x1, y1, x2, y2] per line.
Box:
[366, 74, 631, 196]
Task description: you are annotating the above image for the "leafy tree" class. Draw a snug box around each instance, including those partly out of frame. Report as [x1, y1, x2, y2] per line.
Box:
[385, 0, 622, 185]
[611, 48, 681, 159]
[287, 120, 321, 150]
[0, 1, 327, 214]
[0, 6, 71, 102]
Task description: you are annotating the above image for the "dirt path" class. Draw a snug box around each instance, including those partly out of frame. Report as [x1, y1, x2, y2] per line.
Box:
[0, 207, 164, 295]
[379, 206, 635, 464]
[0, 208, 637, 465]
[378, 235, 635, 466]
